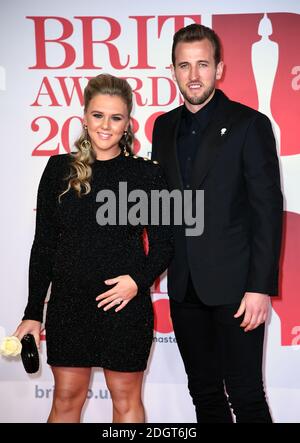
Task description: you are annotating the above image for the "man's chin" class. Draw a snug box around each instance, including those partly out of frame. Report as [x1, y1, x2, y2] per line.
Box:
[184, 90, 214, 106]
[186, 96, 206, 105]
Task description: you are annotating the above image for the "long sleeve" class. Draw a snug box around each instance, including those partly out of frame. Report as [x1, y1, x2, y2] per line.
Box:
[243, 115, 283, 295]
[129, 166, 174, 292]
[151, 117, 161, 164]
[23, 156, 62, 321]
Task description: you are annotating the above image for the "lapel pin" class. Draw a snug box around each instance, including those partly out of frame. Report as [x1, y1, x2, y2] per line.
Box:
[221, 128, 227, 136]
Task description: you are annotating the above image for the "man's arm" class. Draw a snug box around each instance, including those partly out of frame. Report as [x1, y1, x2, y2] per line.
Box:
[243, 114, 283, 294]
[234, 114, 283, 331]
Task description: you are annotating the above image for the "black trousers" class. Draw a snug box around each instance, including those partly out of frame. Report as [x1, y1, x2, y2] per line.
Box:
[170, 277, 272, 423]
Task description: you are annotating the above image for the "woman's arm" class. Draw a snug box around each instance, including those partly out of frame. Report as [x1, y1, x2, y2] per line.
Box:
[23, 155, 63, 322]
[129, 165, 174, 292]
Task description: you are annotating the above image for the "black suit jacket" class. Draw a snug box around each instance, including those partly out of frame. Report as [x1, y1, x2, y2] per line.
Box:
[151, 89, 283, 305]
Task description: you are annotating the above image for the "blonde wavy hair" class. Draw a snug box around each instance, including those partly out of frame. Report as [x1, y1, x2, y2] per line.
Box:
[59, 74, 134, 200]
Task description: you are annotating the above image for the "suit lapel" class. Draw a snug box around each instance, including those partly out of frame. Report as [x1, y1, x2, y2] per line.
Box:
[191, 91, 234, 189]
[164, 107, 184, 190]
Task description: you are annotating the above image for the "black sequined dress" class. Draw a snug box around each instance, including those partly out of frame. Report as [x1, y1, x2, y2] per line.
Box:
[23, 152, 173, 371]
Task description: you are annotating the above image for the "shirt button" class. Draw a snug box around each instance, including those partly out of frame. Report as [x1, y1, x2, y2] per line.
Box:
[191, 130, 196, 135]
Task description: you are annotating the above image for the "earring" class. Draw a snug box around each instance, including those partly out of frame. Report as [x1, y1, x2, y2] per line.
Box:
[123, 131, 130, 156]
[81, 125, 91, 153]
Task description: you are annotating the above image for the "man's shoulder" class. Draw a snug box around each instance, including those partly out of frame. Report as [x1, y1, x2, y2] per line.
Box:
[221, 90, 268, 122]
[154, 106, 182, 126]
[230, 99, 261, 117]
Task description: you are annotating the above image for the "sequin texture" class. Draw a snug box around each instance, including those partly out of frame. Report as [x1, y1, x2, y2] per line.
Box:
[23, 152, 173, 371]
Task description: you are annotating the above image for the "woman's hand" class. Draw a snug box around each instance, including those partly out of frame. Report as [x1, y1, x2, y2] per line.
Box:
[13, 320, 42, 349]
[96, 275, 138, 312]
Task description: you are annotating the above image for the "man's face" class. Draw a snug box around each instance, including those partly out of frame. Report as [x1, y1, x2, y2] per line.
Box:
[171, 38, 223, 112]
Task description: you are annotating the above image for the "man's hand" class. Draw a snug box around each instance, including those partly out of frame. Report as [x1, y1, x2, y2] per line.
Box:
[234, 292, 270, 332]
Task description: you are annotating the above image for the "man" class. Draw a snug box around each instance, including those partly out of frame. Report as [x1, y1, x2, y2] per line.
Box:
[151, 24, 283, 423]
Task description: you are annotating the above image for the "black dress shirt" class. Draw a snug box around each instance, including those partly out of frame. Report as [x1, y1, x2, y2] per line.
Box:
[177, 90, 220, 189]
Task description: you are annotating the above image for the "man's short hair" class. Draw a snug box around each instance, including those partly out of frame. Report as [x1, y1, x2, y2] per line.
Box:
[172, 23, 222, 66]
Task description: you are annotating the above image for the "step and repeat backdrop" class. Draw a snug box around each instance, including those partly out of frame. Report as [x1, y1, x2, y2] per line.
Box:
[0, 0, 299, 422]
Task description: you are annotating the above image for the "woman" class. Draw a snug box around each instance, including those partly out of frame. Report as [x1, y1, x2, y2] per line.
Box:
[13, 74, 173, 423]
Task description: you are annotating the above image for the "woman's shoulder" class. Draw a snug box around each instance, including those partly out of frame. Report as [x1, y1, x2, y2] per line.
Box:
[127, 154, 161, 175]
[45, 153, 73, 171]
[47, 153, 73, 166]
[42, 153, 72, 182]
[126, 154, 166, 189]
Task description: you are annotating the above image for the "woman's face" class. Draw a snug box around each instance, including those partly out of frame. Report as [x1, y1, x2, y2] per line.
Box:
[83, 93, 129, 160]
